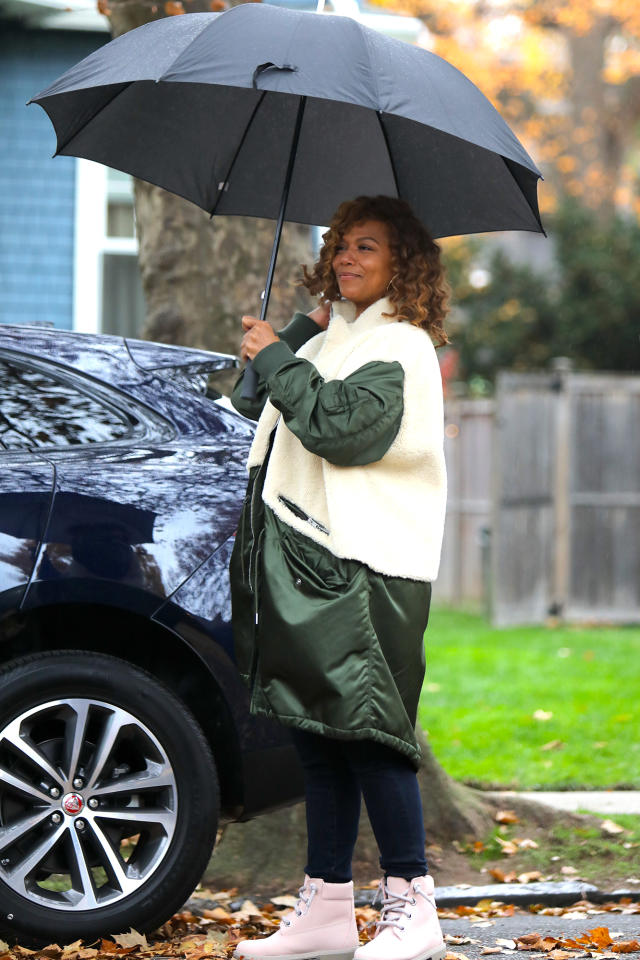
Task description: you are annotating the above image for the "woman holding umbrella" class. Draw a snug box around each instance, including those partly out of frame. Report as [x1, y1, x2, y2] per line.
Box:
[230, 195, 449, 960]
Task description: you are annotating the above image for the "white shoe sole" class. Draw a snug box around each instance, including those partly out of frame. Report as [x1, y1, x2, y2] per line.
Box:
[423, 947, 447, 960]
[409, 946, 447, 960]
[234, 950, 356, 960]
[354, 944, 447, 960]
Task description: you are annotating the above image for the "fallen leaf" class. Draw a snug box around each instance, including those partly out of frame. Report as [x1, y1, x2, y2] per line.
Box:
[481, 949, 503, 955]
[111, 929, 149, 949]
[495, 810, 520, 824]
[489, 868, 508, 882]
[518, 838, 540, 850]
[612, 941, 640, 953]
[561, 865, 579, 875]
[541, 937, 564, 951]
[496, 839, 519, 856]
[204, 929, 227, 945]
[533, 710, 553, 721]
[62, 941, 85, 957]
[547, 951, 575, 960]
[164, 0, 185, 12]
[233, 898, 264, 921]
[601, 819, 626, 835]
[518, 871, 544, 884]
[540, 740, 564, 751]
[515, 933, 544, 950]
[202, 907, 234, 923]
[99, 941, 118, 954]
[589, 928, 614, 948]
[496, 939, 517, 949]
[445, 936, 474, 945]
[270, 895, 298, 908]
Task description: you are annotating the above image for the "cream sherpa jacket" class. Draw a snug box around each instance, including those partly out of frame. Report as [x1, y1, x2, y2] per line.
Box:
[247, 297, 447, 582]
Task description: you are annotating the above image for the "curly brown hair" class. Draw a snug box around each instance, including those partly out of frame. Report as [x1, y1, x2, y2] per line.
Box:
[300, 196, 451, 347]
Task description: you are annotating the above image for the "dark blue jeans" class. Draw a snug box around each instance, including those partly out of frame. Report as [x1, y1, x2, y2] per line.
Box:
[290, 729, 428, 884]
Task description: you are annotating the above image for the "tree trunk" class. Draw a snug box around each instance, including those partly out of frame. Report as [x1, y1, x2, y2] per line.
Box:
[563, 19, 620, 220]
[106, 0, 314, 391]
[551, 15, 640, 221]
[132, 181, 312, 358]
[205, 727, 498, 893]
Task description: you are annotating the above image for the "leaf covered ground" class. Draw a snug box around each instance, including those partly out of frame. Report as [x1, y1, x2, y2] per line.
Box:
[2, 890, 638, 960]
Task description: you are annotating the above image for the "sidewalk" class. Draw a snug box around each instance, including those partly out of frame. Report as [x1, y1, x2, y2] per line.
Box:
[493, 790, 640, 815]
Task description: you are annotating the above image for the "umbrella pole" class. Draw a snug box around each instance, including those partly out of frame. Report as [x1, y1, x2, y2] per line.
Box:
[241, 96, 307, 400]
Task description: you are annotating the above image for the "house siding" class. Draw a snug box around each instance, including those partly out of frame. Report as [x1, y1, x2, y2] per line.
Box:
[0, 26, 105, 329]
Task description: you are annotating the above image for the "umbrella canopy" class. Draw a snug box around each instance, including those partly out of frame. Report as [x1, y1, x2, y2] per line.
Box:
[31, 3, 543, 240]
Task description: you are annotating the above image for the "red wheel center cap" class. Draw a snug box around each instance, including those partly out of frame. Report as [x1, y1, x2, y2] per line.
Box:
[62, 793, 84, 815]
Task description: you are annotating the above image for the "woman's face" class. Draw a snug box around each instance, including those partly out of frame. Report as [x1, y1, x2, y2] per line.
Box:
[332, 219, 394, 316]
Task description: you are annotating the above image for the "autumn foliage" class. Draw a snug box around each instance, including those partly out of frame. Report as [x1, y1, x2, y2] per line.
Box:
[383, 0, 640, 220]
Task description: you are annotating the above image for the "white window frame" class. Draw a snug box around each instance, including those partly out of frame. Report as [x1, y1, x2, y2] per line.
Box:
[73, 159, 138, 333]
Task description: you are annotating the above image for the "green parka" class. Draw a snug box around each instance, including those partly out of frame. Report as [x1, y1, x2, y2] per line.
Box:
[229, 312, 432, 769]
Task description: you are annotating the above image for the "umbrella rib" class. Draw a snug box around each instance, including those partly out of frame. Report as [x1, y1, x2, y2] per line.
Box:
[208, 90, 267, 218]
[501, 156, 546, 236]
[376, 111, 400, 199]
[53, 82, 133, 158]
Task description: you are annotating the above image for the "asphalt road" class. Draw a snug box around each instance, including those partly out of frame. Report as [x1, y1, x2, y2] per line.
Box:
[440, 912, 640, 957]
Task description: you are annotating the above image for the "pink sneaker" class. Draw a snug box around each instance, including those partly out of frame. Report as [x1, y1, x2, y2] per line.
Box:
[234, 875, 359, 960]
[353, 876, 446, 960]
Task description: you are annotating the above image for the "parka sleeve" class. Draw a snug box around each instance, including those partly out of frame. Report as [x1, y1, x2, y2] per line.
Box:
[251, 339, 405, 467]
[230, 312, 321, 421]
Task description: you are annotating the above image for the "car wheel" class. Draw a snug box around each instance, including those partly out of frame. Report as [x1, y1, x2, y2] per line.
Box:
[0, 650, 219, 946]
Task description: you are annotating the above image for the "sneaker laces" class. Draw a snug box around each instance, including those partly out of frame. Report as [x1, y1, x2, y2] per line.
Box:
[281, 880, 318, 927]
[375, 879, 432, 935]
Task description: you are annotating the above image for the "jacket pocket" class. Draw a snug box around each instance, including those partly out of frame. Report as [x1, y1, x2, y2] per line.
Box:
[277, 494, 329, 536]
[257, 511, 374, 726]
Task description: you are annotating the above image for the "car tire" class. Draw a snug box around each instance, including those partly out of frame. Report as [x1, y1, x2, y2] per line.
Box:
[0, 650, 219, 946]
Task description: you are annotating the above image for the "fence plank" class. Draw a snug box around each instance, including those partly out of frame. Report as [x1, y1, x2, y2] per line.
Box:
[566, 377, 640, 621]
[440, 373, 640, 625]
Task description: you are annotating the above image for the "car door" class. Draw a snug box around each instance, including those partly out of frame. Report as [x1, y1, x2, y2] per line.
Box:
[0, 357, 57, 609]
[0, 350, 251, 612]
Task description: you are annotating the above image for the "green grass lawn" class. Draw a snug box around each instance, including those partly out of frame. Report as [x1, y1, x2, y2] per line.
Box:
[418, 607, 640, 790]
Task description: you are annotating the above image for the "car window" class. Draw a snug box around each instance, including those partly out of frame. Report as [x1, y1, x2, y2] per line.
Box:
[0, 357, 137, 450]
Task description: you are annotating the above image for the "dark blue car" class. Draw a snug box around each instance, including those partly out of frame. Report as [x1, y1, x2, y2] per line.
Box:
[0, 324, 303, 945]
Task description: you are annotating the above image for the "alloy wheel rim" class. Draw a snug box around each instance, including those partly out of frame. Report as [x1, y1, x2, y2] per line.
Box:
[0, 698, 178, 910]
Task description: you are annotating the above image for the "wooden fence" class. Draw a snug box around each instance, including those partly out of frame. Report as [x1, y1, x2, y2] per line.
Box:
[437, 369, 640, 626]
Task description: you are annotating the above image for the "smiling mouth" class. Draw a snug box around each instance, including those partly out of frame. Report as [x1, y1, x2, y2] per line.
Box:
[339, 273, 361, 279]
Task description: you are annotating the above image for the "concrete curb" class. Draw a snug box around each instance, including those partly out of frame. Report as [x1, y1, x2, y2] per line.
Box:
[185, 881, 640, 917]
[417, 881, 639, 907]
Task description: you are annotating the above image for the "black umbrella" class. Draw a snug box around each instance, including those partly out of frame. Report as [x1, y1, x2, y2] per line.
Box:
[30, 3, 544, 396]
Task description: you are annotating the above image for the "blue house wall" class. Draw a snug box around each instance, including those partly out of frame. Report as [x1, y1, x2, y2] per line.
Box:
[0, 26, 105, 329]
